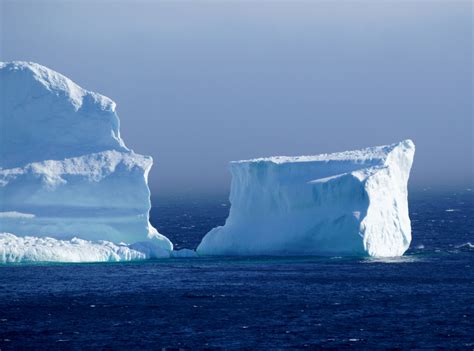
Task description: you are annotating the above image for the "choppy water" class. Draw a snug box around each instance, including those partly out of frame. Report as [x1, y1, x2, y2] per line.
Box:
[0, 190, 472, 349]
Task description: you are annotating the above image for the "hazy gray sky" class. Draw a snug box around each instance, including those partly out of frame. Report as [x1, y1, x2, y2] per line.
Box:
[1, 0, 472, 195]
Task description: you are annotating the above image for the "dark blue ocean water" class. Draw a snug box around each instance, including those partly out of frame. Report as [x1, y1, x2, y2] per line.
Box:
[0, 190, 473, 349]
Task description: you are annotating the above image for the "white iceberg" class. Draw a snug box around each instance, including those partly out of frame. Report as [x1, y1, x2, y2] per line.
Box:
[0, 61, 173, 262]
[197, 140, 415, 257]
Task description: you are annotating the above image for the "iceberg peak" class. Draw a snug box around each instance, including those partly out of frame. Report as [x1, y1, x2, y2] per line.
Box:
[0, 61, 127, 168]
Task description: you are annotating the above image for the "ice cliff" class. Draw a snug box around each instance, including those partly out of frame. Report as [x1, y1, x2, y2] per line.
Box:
[197, 140, 415, 257]
[0, 62, 173, 261]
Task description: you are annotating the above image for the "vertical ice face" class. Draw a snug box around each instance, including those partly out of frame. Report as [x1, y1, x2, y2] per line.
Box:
[0, 62, 173, 254]
[197, 140, 415, 257]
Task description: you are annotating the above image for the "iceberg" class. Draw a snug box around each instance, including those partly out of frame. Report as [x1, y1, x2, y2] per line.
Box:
[197, 140, 415, 257]
[0, 61, 173, 262]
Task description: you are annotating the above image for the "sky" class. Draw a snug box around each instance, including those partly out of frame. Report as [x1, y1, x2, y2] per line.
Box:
[1, 0, 472, 196]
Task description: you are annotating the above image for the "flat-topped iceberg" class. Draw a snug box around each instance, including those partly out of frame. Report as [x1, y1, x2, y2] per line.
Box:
[0, 62, 173, 262]
[197, 140, 415, 257]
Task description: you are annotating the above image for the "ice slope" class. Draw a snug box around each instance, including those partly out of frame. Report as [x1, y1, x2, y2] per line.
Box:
[0, 62, 173, 256]
[197, 140, 415, 257]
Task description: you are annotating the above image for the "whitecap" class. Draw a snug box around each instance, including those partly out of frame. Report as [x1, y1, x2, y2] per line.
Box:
[455, 242, 474, 250]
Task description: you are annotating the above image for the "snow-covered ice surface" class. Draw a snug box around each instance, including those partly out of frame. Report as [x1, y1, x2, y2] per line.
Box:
[198, 140, 415, 257]
[0, 62, 173, 262]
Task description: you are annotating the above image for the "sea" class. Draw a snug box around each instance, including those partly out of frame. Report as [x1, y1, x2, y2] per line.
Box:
[0, 190, 472, 349]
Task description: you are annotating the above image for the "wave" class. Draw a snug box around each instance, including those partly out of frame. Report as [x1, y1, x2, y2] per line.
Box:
[455, 242, 474, 250]
[363, 255, 422, 264]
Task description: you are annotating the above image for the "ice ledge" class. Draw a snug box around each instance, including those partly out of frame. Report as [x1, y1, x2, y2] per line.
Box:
[0, 233, 199, 263]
